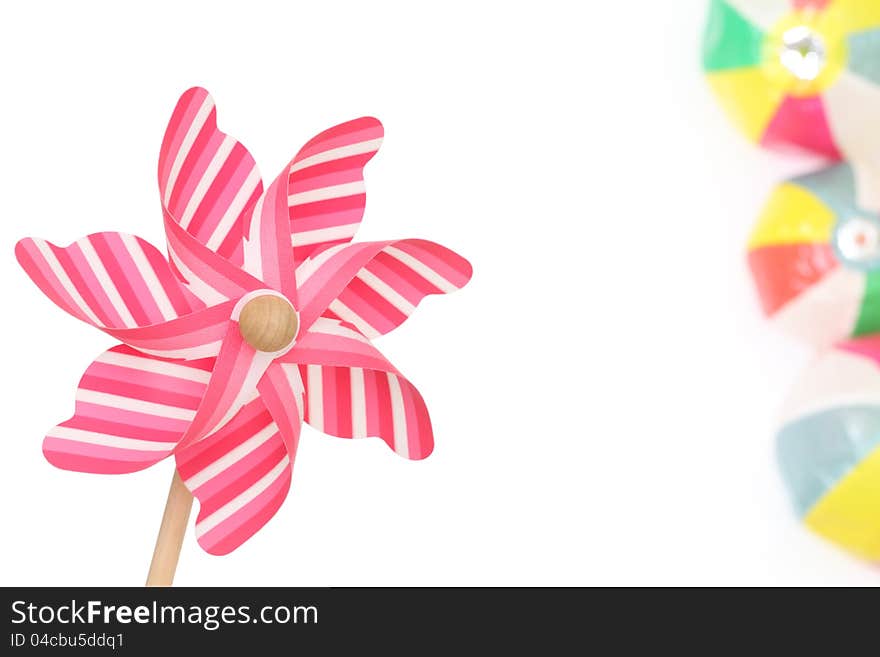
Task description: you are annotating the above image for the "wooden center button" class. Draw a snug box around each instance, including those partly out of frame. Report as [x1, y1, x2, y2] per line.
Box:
[238, 295, 299, 353]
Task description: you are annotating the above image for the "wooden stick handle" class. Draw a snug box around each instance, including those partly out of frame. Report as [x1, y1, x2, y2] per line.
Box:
[146, 469, 193, 587]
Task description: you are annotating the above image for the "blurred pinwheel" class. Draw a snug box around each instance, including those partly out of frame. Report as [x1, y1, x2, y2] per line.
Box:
[16, 87, 472, 557]
[748, 162, 880, 347]
[777, 335, 880, 560]
[704, 0, 880, 563]
[703, 0, 880, 165]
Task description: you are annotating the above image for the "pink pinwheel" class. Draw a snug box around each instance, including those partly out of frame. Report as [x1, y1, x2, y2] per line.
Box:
[15, 87, 471, 573]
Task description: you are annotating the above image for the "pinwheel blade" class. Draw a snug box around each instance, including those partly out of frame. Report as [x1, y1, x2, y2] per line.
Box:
[288, 117, 383, 266]
[176, 398, 292, 555]
[43, 345, 213, 474]
[16, 232, 200, 330]
[159, 87, 263, 266]
[296, 239, 472, 337]
[282, 318, 434, 459]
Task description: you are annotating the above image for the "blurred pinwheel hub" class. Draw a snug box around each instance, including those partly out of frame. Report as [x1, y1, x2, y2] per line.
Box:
[703, 0, 880, 160]
[748, 163, 880, 347]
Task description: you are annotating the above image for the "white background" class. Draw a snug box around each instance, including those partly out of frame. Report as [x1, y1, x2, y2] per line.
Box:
[0, 1, 874, 586]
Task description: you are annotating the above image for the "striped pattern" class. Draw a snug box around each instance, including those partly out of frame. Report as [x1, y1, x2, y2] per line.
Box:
[282, 318, 433, 459]
[158, 87, 263, 265]
[176, 398, 293, 555]
[240, 117, 383, 299]
[175, 321, 273, 451]
[14, 231, 237, 360]
[43, 345, 213, 474]
[296, 239, 472, 338]
[288, 118, 383, 266]
[15, 233, 197, 330]
[257, 361, 305, 458]
[18, 95, 473, 555]
[242, 173, 298, 302]
[164, 209, 263, 306]
[109, 300, 236, 360]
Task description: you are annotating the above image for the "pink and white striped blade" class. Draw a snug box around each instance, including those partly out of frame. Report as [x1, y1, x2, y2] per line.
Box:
[16, 232, 202, 329]
[287, 118, 383, 268]
[176, 398, 293, 555]
[43, 344, 213, 474]
[108, 300, 235, 360]
[240, 117, 383, 301]
[242, 171, 298, 303]
[175, 320, 274, 451]
[164, 210, 263, 306]
[15, 232, 234, 359]
[282, 318, 433, 459]
[158, 87, 263, 266]
[257, 361, 305, 459]
[296, 239, 472, 338]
